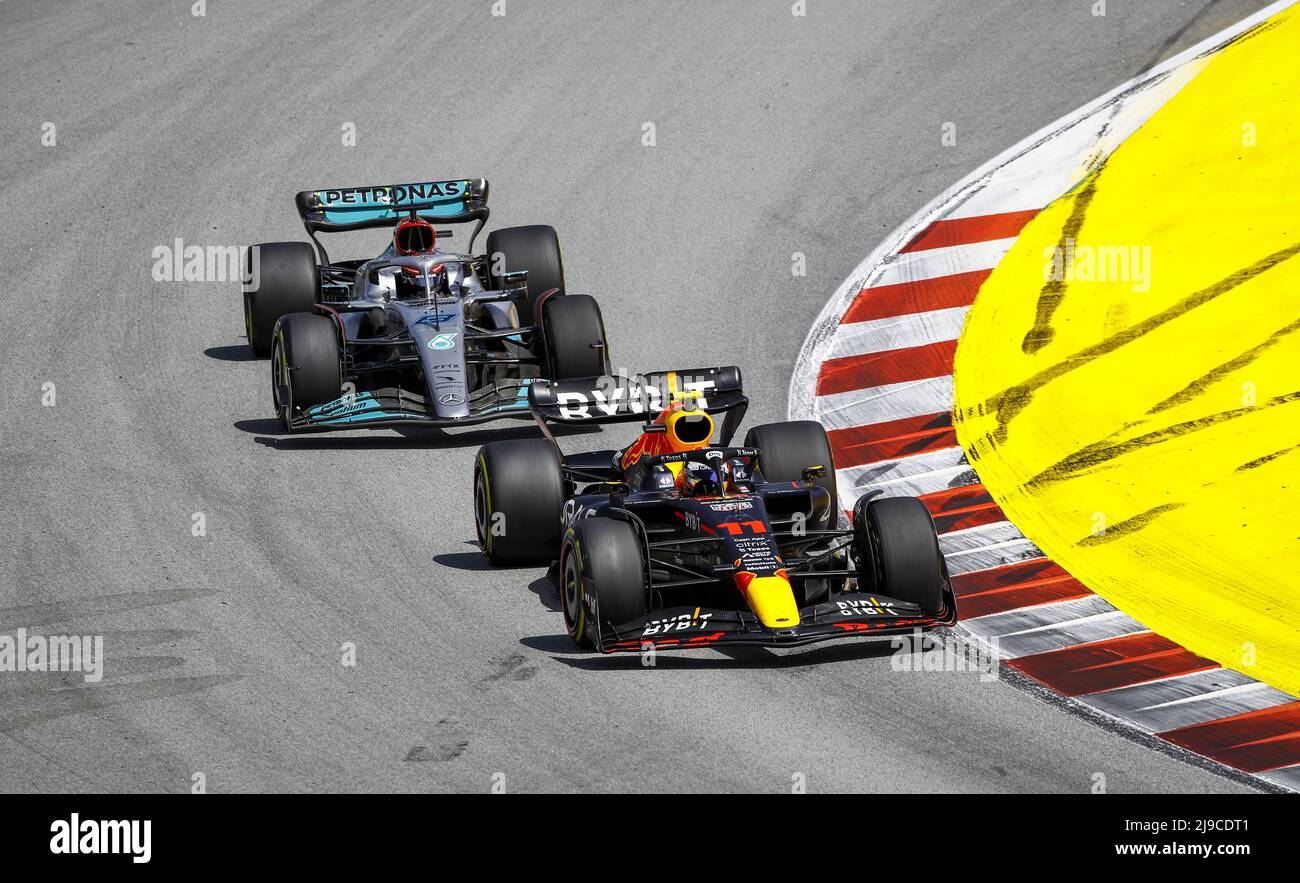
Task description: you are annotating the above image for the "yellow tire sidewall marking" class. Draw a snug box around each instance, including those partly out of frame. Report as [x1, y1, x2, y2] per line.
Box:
[476, 454, 493, 554]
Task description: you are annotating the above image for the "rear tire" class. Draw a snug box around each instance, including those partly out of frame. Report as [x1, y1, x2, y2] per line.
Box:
[474, 439, 566, 565]
[244, 242, 319, 357]
[743, 420, 838, 530]
[271, 313, 340, 430]
[542, 294, 609, 379]
[485, 224, 565, 319]
[560, 519, 646, 650]
[853, 496, 944, 615]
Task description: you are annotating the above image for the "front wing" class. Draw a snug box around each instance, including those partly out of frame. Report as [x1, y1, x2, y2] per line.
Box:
[288, 381, 534, 431]
[597, 591, 958, 653]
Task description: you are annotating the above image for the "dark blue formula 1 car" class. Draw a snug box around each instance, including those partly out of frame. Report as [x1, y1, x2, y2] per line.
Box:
[472, 368, 957, 652]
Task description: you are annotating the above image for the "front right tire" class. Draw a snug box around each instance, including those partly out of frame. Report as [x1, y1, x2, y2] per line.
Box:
[560, 519, 647, 650]
[271, 312, 341, 431]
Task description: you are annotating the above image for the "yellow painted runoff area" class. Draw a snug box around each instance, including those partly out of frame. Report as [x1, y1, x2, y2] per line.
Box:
[953, 7, 1300, 696]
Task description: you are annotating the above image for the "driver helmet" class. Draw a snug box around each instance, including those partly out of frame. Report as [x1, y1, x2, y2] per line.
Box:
[394, 217, 437, 255]
[680, 462, 721, 498]
[396, 262, 447, 298]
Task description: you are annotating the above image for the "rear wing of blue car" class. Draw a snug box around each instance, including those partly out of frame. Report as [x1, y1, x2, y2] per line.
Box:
[295, 178, 490, 257]
[528, 367, 749, 446]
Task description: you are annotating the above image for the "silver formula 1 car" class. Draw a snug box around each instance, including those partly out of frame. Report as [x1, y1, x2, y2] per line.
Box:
[240, 177, 610, 431]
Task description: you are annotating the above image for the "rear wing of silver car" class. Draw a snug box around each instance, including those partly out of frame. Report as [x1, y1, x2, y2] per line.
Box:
[294, 178, 490, 259]
[528, 367, 749, 445]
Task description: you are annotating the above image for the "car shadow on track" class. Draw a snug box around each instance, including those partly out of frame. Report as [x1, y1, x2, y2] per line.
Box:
[528, 571, 563, 613]
[237, 420, 601, 451]
[521, 632, 902, 669]
[432, 550, 495, 572]
[204, 345, 259, 362]
[433, 543, 555, 580]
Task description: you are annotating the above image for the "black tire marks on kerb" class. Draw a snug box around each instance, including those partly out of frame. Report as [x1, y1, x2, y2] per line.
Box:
[1021, 174, 1101, 356]
[1078, 503, 1186, 546]
[1028, 387, 1300, 488]
[1147, 313, 1300, 414]
[971, 239, 1300, 445]
[1235, 442, 1300, 472]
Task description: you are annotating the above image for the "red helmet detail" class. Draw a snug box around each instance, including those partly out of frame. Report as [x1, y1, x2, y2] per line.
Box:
[394, 217, 437, 255]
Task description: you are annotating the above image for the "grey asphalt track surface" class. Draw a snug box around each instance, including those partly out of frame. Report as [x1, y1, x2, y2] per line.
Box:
[0, 0, 1274, 793]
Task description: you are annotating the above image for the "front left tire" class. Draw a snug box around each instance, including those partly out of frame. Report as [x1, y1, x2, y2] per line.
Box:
[852, 496, 946, 616]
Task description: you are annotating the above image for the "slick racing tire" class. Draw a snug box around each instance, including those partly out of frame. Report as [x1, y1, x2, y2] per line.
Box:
[560, 519, 646, 650]
[852, 496, 945, 616]
[244, 242, 320, 357]
[485, 224, 565, 318]
[743, 421, 839, 530]
[271, 312, 341, 431]
[542, 294, 609, 380]
[474, 439, 566, 565]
